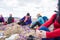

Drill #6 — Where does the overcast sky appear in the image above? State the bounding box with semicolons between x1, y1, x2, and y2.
0;0;58;18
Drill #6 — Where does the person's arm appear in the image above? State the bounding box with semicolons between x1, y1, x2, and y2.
29;16;32;22
40;17;44;24
36;14;56;30
36;29;60;38
46;28;60;38
24;16;28;22
38;14;56;28
12;18;14;22
42;14;56;27
37;17;44;24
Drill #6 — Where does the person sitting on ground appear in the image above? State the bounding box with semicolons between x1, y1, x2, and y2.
7;14;14;24
36;1;60;40
0;14;5;25
42;16;48;23
18;13;32;26
30;13;45;29
0;14;4;23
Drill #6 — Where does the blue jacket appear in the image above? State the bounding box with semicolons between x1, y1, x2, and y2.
37;17;44;24
32;16;44;25
21;16;32;25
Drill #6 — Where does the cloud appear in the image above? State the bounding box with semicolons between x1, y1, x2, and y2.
0;0;58;18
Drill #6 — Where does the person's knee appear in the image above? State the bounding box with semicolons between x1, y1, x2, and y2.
39;26;50;31
42;38;47;40
42;38;54;40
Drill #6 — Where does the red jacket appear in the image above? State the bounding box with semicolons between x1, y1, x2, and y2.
46;28;60;38
36;13;60;38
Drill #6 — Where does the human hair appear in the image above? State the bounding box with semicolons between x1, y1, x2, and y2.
27;13;30;16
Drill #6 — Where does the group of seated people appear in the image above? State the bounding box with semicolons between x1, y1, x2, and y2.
18;13;32;26
17;13;48;29
0;13;48;28
2;12;60;40
35;2;60;40
36;11;60;40
0;14;14;25
16;12;60;40
30;13;48;29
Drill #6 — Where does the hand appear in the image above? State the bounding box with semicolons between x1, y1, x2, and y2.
24;20;26;22
36;30;46;38
36;30;42;38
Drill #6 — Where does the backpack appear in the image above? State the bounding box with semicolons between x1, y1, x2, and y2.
42;16;48;22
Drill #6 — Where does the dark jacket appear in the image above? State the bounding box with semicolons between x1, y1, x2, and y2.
0;17;4;22
7;17;14;24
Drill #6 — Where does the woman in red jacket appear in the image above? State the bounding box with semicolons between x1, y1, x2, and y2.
36;12;60;40
36;0;60;39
